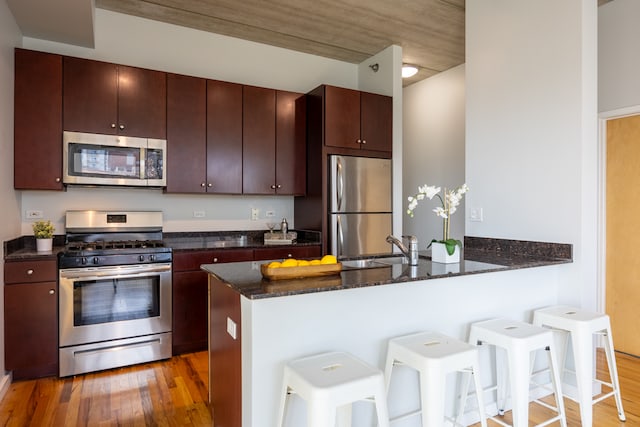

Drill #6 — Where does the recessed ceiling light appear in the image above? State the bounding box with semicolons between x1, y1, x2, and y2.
402;64;418;78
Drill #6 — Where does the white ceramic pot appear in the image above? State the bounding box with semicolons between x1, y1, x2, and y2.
431;241;460;264
36;238;53;252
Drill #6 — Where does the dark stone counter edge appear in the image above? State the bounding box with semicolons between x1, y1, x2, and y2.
3;229;322;260
204;236;573;300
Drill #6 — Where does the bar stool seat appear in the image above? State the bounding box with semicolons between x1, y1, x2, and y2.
467;318;567;427
383;331;487;426
533;305;625;427
276;351;390;427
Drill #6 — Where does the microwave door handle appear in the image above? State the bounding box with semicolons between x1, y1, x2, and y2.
140;147;147;180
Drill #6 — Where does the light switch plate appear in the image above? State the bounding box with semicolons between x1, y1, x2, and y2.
470;207;483;222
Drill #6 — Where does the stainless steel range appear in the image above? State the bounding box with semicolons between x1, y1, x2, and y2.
58;211;172;377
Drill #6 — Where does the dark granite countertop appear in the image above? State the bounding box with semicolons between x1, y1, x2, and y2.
3;230;321;261
202;237;573;300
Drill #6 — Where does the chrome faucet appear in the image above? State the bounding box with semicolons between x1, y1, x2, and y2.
386;235;419;266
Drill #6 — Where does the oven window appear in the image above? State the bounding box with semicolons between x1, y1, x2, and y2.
73;276;160;326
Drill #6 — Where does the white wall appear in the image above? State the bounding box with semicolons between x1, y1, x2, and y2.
403;64;465;247
0;0;23;391
466;0;597;308
598;0;640;113
20;8;361;234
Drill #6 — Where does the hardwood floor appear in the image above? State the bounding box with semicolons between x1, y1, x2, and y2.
0;351;211;426
470;349;640;426
0;349;637;426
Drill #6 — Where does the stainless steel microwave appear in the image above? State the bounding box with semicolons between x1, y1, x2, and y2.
63;131;167;187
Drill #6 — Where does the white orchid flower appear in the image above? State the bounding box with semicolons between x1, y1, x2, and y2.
433;207;448;219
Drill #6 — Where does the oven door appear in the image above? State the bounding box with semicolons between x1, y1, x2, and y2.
59;263;172;347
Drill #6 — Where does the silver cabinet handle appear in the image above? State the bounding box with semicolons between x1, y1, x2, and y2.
119;124;125;130
26;269;34;275
207;183;213;188
276;184;282;189
361;139;366;144
201;182;206;187
55;177;61;183
111;123;116;128
270;184;276;189
213;257;218;263
49;289;55;295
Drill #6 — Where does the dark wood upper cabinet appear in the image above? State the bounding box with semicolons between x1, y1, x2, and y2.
324;85;392;153
14;49;64;190
242;88;306;195
275;91;306;195
360;91;393;152
207;80;243;194
63;57;166;139
243;86;276;194
166;73;207;193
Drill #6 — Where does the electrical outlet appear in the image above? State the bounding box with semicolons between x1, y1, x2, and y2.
226;317;237;340
265;210;275;217
251;208;259;221
26;210;43;219
193;210;205;218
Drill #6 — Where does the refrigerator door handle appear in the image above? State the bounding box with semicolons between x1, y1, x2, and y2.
336;216;344;256
336;157;344;212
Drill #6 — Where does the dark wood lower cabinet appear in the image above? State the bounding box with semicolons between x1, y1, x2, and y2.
4;281;58;380
172;249;254;355
172;270;209;355
254;245;321;261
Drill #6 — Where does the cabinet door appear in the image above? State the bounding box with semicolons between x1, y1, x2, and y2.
172;271;208;354
361;92;393;153
166;74;207;193
243;86;276;194
254;245;321;261
5;282;58;379
117;65;167;139
275;91;306;195
173;249;254;272
14;49;64;190
207;80;243;194
324;85;360;150
63;57;118;135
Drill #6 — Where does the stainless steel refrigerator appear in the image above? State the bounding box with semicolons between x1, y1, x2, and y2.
329;155;393;257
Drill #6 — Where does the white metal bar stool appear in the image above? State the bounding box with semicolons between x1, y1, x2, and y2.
276;351;390;427
467;318;567;427
383;331;487;426
532;305;625;427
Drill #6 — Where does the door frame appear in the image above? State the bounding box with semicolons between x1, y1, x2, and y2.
597;105;640;314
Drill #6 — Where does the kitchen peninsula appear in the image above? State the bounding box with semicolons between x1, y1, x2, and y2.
203;237;572;427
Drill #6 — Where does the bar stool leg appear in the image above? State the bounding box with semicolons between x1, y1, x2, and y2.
545;346;568;427
308;401;336;427
495;346;510;414
335;404;352;427
373;385;391;427
419;370;446;426
572;331;594;427
472;359;489;427
603;330;626;421
507;347;530;427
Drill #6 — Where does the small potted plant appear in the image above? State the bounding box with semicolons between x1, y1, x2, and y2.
33;220;55;252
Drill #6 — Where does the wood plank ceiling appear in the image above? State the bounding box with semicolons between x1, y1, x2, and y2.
96;0;466;86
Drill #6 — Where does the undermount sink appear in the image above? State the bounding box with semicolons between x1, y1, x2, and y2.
341;255;408;269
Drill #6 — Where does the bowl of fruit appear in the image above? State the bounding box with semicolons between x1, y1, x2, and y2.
260;255;341;280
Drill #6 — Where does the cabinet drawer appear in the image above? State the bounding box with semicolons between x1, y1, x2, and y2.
5;259;57;284
254;246;321;261
173;249;254;271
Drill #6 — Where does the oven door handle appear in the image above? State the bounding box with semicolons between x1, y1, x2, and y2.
59;263;171;280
